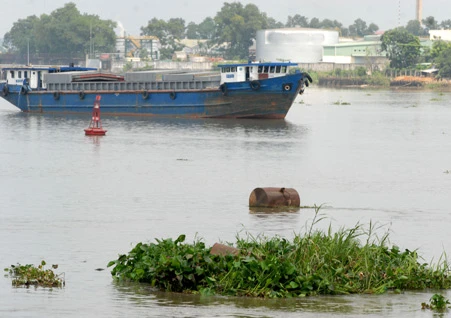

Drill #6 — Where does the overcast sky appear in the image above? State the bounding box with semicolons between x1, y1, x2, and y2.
1;0;450;38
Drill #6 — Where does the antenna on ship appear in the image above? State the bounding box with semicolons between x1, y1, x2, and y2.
84;95;107;136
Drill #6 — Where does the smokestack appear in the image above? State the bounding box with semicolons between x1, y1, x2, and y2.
416;0;423;23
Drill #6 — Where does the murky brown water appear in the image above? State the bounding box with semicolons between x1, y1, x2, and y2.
1;87;450;317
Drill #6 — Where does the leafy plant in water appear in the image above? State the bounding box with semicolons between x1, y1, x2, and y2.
333;100;351;105
4;260;64;288
108;207;451;298
107;234;230;293
422;293;450;312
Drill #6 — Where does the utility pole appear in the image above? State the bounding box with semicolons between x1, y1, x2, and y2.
90;22;92;58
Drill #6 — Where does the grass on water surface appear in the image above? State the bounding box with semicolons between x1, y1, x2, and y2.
4;260;64;288
108;207;451;298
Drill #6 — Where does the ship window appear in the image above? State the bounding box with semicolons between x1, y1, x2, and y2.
270;66;276;73
281;66;287;73
231;67;236;72
263;66;269;73
276;66;281;73
258;66;263;73
10;71;15;79
18;71;22;78
24;71;28;79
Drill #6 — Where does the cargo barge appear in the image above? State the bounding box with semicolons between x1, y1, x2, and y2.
0;62;312;119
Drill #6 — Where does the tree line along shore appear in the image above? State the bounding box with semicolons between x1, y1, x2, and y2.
306;68;451;89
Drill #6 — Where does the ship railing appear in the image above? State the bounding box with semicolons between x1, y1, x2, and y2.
47;80;221;92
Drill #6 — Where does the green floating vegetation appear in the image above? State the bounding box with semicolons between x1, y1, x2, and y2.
108;209;451;298
4;260;64;288
422;293;450;312
333;100;351;105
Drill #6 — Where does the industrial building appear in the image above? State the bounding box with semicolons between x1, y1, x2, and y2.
429;30;451;41
255;28;339;63
116;36;160;61
322;35;386;65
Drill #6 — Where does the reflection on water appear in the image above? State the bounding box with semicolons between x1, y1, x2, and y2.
1;88;451;317
110;280;433;317
248;207;301;214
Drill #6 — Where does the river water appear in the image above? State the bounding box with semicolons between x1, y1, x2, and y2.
0;87;450;317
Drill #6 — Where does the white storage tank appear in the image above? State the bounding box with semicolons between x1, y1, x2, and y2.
256;28;339;63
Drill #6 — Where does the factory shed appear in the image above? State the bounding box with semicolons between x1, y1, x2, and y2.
256;28;339;63
429;30;451;42
323;35;387;65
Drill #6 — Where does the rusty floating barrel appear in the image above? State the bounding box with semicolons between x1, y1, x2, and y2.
249;187;300;208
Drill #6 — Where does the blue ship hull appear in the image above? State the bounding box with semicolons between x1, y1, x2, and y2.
0;67;309;119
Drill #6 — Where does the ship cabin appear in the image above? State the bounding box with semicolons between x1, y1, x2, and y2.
218;62;298;84
0;65;96;91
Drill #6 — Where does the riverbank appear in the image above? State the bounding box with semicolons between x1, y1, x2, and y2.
315;74;451;90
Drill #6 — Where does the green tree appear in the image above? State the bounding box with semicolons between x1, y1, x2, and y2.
341;27;350;37
348;19;378;37
423;16;439;30
266;17;284;29
141;18;167;43
367;23;379;34
186;22;199;39
431;40;451;60
319;19;337;29
198;17;216;40
309;17;320;28
353;19;367;36
406;20;424;36
141;18;186;43
436;46;451;78
3;2;116;57
418;45;432;63
441;19;451;29
381;27;421;68
141;17;186;59
166;18;186;40
286;14;309;27
3;15;39;54
213;2;269;59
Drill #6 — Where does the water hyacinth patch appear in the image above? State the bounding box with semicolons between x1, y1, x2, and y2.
107;234;230;293
422;293;450;312
4;260;64;288
108;211;451;298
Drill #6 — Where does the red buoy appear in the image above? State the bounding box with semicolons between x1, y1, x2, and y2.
84;95;107;136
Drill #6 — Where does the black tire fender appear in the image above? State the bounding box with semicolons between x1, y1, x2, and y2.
304;72;313;83
169;91;176;100
79;91;86;100
1;85;8;97
53;91;60;100
220;83;228;96
250;80;261;90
